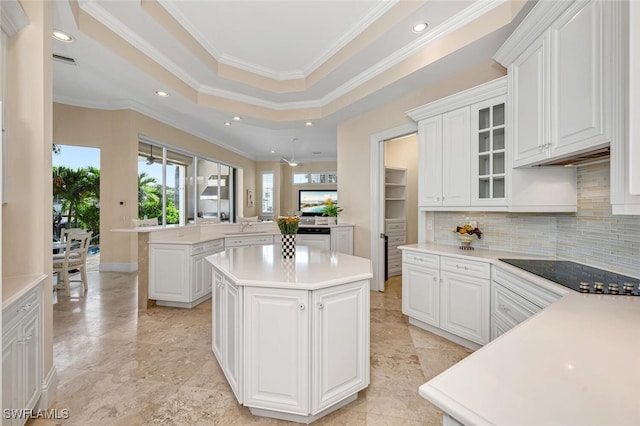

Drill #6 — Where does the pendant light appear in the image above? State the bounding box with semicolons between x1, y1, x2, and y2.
146;144;155;165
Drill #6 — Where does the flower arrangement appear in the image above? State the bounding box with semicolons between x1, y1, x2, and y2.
321;198;343;217
276;216;300;235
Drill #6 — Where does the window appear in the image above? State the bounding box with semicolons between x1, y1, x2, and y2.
293;171;337;184
138;139;236;225
261;172;274;215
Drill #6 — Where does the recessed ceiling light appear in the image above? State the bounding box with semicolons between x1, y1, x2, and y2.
155;91;169;97
312;151;322;155
224;122;232;126
233;116;242;121
271;150;276;154
412;23;428;33
305;122;313;126
52;30;74;43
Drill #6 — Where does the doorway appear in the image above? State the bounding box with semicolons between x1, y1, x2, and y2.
369;123;417;292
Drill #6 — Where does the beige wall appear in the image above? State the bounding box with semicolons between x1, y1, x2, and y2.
385;134;418;245
2;0;54;394
338;59;505;259
53;104;258;267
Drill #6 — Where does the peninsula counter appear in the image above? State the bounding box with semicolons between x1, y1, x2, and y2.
206;245;372;424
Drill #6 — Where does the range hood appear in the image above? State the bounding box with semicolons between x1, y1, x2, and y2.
200;176;229;200
535;146;610;167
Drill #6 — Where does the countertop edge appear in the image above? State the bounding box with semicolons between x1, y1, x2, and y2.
3;273;47;309
419;383;492;426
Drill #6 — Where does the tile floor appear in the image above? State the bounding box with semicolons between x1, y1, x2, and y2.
34;271;472;425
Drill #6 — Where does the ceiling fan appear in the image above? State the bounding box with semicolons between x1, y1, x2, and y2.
281;138;301;167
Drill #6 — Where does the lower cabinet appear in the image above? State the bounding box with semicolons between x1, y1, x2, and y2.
401;250;490;347
490;265;563;339
2;282;43;426
330;227;354;255
150;239;224;307
212;273;369;420
297;234;331;251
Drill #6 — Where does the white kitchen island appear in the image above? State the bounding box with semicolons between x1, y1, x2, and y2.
206;244;372;424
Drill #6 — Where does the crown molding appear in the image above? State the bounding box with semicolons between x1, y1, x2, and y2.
78;0;201;90
493;0;576;66
406;76;507;121
1;0;29;37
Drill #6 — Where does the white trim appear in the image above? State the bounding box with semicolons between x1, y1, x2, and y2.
0;0;29;37
99;262;138;272
493;0;574;66
37;366;58;410
406;77;507;121
369;123;417;293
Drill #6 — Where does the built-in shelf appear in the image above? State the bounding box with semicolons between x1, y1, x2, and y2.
385;167;407;278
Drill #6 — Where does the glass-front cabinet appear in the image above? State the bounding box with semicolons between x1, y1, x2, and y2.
471;96;506;206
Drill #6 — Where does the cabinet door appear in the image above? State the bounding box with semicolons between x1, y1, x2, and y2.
441;107;471;206
440;271;490;345
243;287;309;415
418;116;443;206
212;271;224;363
491;318;511;341
402;263;440;327
224;278;242;402
149;244;190;302
471;96;507;206
330;227;353;255
2;326;19;426
511;37;549;167
550;0;607;156
311;281;369;414
298;234;331;251
19;310;42;411
191;254;206;300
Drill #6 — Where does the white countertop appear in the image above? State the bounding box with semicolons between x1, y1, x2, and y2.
206;245;372;290
406;243;640;425
420;293;640;426
398;242;555;263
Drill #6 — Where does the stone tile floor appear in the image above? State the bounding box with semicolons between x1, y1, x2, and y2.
32;272;472;425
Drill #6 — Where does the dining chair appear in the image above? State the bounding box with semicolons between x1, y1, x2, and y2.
60;227;84;242
52;231;92;296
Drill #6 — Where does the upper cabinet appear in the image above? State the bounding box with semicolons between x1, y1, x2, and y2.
408;77;576;213
495;0;612;168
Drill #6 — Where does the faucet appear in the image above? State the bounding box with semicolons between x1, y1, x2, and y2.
240;220;253;233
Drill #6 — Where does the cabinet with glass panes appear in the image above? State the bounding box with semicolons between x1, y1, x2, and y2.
471;95;506;206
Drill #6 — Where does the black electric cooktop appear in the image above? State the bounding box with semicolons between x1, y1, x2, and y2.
498;259;640;296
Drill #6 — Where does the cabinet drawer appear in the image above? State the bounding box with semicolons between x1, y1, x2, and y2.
491;283;541;329
192;243;205;255
3;285;40;329
493;266;564;308
388;235;406;246
440;256;490;279
402;251;439;269
385;221;406;232
225;235;274;247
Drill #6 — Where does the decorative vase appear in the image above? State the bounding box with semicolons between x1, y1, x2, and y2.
281;234;296;258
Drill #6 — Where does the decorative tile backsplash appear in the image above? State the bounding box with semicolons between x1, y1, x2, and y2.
433;162;640;277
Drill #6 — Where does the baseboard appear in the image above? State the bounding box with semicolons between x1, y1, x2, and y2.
408;317;482;351
37;366;58;410
99;262;138;272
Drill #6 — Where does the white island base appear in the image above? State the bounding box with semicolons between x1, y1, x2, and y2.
207;245;373;424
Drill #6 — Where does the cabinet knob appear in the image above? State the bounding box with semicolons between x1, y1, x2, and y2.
436;197;440;201
19;334;33;343
299;303;306;310
17;303;32;313
498;304;510;312
433;276;437;282
318;302;324;310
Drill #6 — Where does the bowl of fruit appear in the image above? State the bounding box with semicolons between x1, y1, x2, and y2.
453;224;482;250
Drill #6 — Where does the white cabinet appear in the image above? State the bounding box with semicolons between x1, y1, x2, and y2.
408;77;576;213
385;219;406;277
330;227;353;255
212;271;243;401
471;96;507;206
211;257;370;422
224;234;274;248
496;0;612;168
490;265;564;339
417;108;470;207
2;282;43;426
149;239;224;308
243;287;310;414
401;250;490;347
297;234;331;251
402;251;439;327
